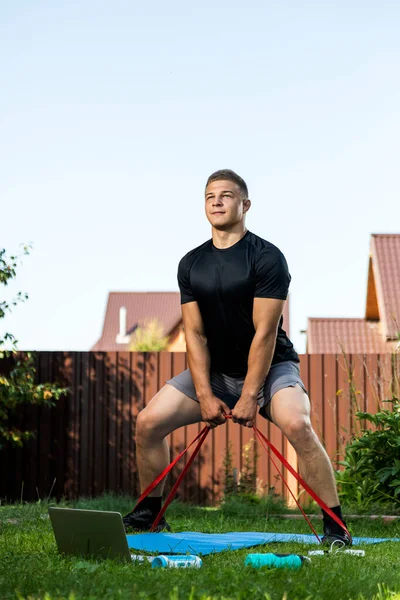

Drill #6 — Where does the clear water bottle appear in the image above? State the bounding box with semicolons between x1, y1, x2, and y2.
151;555;202;569
309;549;365;557
245;553;310;569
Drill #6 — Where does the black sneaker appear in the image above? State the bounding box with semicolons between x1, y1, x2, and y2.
122;508;171;533
321;521;352;548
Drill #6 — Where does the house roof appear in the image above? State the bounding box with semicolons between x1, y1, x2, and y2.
368;234;400;339
306;318;394;354
307;234;400;354
91;292;181;351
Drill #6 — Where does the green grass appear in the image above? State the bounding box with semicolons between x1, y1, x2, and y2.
1;494;400;600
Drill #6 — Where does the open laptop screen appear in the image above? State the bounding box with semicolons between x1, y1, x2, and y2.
49;507;132;562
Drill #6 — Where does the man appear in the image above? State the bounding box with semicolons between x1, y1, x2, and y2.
123;169;351;546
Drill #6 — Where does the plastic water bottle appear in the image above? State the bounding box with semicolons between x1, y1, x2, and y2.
151;555;202;568
245;553;310;569
308;549;365;557
343;549;365;557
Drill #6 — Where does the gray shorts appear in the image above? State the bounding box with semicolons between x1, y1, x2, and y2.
166;360;308;422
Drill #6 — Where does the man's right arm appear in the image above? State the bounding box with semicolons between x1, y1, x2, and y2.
181;301;212;401
181;302;230;427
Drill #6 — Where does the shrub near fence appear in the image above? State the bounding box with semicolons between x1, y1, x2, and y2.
0;352;399;505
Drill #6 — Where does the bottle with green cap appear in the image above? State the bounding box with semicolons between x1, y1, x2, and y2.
152;554;202;568
245;553;311;569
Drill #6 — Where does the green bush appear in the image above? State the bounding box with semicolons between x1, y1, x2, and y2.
222;439;259;499
336;398;400;508
0;246;68;448
0;352;68;448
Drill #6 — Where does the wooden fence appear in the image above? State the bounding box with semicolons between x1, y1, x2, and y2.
0;352;399;505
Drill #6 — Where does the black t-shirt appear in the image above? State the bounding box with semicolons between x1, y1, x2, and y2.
177;230;299;377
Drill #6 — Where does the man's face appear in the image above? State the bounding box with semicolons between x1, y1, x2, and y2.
204;179;249;229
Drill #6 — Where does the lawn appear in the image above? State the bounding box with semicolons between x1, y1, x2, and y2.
1;495;400;600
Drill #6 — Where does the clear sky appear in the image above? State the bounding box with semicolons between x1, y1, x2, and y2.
1;1;399;355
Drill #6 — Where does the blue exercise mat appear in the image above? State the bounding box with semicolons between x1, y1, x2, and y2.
126;531;400;556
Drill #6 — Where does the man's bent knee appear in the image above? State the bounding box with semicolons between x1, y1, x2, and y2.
136;406;165;441
135;384;202;443
281;417;316;448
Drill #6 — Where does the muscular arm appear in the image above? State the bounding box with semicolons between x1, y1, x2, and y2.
181;301;213;401
232;297;285;426
181;302;231;427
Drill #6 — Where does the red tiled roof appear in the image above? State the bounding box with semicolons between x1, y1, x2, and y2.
371;234;400;339
307;234;400;354
306;318;396;354
92;292;181;351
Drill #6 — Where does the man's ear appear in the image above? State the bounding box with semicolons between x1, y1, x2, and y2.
243;198;251;214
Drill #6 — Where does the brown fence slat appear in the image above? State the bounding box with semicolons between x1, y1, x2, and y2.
309;354;324;442
115;353;124;492
351;354;366;437
336;354;352;463
38;352;53;499
88;353;95;495
106;352;117;491
159;352;173;391
119;352;131;495
130;352;144;498
144;352;159;406
379;353;394;406
50;352;65;499
79;353;90;496
323;355;339;463
65;352;77;498
93;352;105;494
364;354;380;430
12;397;24;502
0;356;13;499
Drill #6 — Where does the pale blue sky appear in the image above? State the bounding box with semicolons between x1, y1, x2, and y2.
1;1;399;354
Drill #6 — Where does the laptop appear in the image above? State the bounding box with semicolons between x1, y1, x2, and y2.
48;507;154;563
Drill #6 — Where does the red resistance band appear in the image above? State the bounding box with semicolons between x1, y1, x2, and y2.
131;418;351;542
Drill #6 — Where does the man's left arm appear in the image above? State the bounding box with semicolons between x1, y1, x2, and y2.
231;297;285;427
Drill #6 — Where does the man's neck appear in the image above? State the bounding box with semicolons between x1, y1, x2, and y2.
212;227;248;250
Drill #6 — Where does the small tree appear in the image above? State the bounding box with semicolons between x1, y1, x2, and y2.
0;246;68;449
222;438;259;499
223;441;237;496
129;317;169;351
